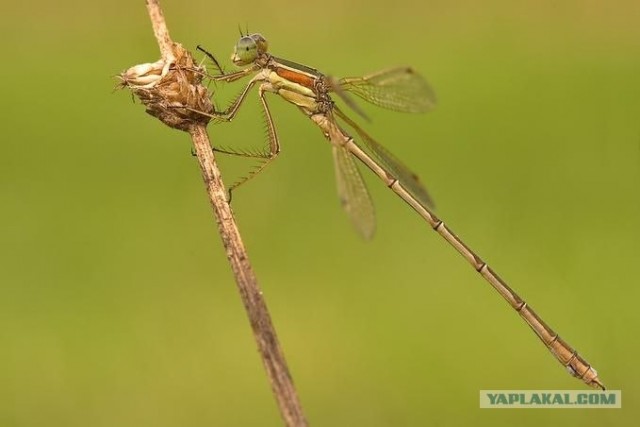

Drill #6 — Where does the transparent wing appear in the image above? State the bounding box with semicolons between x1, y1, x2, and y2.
329;80;371;122
337;67;437;113
332;145;376;239
334;106;435;210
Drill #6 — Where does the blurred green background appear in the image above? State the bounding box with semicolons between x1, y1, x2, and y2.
1;0;638;426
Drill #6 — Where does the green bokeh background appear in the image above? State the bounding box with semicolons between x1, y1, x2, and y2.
1;1;638;426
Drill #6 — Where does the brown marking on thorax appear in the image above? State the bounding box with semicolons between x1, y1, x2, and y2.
274;67;316;90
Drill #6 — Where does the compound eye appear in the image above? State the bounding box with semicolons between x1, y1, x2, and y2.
233;37;257;65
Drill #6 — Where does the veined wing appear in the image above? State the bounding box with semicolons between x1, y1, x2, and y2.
337;67;437;113
332;145;376;239
334;106;435;210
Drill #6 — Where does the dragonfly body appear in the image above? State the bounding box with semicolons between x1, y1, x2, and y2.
259;66;318;109
232;53;333;115
200;33;604;389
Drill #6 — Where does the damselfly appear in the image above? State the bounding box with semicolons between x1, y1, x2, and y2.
195;33;604;389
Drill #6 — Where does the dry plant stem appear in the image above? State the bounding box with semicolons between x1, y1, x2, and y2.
146;0;173;62
143;1;308;426
190;126;308;427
